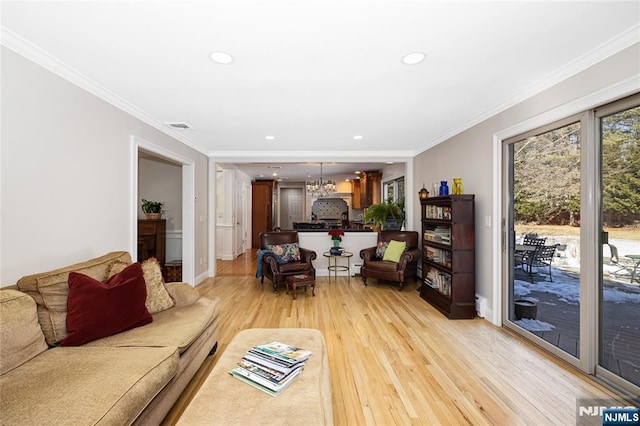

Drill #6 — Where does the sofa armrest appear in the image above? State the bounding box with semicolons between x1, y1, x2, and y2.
360;247;377;261
165;282;200;307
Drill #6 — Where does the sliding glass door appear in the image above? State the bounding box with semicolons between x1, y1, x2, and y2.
505;116;583;361
597;97;640;390
503;93;640;397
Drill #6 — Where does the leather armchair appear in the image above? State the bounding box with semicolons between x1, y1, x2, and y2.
360;230;420;290
259;231;317;293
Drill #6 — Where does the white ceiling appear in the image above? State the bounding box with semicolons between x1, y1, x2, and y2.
2;1;639;181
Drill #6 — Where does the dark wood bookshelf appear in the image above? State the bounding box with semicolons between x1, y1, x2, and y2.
420;195;476;319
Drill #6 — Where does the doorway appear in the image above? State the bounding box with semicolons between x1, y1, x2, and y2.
132;136;195;285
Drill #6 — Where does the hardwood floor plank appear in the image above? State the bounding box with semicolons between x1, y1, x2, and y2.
164;250;625;425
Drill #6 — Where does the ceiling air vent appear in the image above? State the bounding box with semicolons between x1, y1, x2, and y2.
164;122;194;130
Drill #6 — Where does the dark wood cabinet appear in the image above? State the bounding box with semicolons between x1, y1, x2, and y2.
138;219;166;268
351;179;362;209
360;171;382;208
251;180;276;247
420;195;476;319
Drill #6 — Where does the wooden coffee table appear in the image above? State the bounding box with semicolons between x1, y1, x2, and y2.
286;274;315;299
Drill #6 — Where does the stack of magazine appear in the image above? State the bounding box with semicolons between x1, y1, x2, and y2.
229;341;312;396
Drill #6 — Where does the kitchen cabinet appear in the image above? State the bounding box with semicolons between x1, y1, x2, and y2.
251;180;276;247
351;179;362;209
359;171;382;208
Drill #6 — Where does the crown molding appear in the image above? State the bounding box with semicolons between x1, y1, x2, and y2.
208;151;414;163
1;26;208;156
414;24;640;156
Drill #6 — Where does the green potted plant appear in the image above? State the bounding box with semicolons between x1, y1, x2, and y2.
363;201;404;231
141;199;164;220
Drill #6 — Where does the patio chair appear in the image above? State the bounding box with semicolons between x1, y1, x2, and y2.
515;235;547;272
607;244;635;279
522;244;558;283
523;235;547;246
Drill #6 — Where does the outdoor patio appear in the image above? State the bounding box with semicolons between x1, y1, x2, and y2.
513;250;640;387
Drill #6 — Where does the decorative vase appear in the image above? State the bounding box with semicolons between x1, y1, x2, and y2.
439;181;449;196
332;239;340;248
452;178;463;195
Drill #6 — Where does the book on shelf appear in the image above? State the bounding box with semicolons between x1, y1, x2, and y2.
423;205;452;220
423;226;451;245
424;246;452;268
229;341;312;396
424;269;452;296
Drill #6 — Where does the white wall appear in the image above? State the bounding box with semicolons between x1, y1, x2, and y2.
139;156;182;229
0;47;210;286
412;43;640;322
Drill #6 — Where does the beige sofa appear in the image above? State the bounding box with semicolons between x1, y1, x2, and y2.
0;251;220;426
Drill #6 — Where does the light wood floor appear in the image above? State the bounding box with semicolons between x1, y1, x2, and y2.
164;250;624;425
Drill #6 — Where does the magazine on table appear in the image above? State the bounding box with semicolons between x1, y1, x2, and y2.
252;341;312;363
247;348;306;368
237;359;291;383
243;352;306;375
229;341;312;396
229;366;303;396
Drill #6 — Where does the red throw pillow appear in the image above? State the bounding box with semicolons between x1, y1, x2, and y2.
61;262;152;346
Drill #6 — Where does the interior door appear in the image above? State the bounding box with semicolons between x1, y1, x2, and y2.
281;188;304;230
235;180;246;256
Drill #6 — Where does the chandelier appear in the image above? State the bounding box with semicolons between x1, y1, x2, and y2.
306;163;336;198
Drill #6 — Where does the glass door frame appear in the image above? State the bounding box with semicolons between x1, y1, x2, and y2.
496;88;640;397
593;93;640;396
501;112;592;372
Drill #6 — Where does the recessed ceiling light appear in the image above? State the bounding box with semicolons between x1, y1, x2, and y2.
265;135;276;140
402;51;426;65
210;51;233;64
354;171;360;175
353;135;364;140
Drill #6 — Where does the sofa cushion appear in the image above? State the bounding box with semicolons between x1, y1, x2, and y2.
107;258;175;314
0;290;48;375
267;243;301;263
382;240;407;263
83;296;219;354
375;241;389;259
363;259;400;272
16;251;132;346
0;346;178;426
61;262;152;346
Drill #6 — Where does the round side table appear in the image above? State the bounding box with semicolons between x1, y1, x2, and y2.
323;251;353;282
